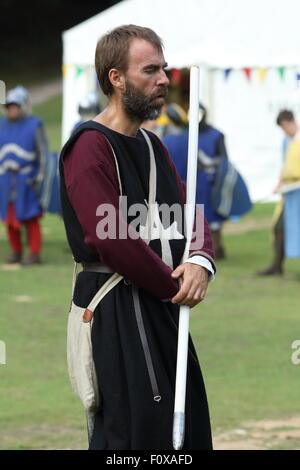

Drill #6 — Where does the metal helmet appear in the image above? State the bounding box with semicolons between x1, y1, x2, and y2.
78;91;100;118
198;102;207;125
6;86;29;109
166;103;188;127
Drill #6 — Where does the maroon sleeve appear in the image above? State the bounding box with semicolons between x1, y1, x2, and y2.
63;130;179;299
155;137;215;268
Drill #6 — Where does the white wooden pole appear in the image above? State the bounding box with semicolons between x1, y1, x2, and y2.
173;66;200;450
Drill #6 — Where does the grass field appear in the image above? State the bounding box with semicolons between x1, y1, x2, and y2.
1;94;300;449
33;94;62;152
0;203;300;450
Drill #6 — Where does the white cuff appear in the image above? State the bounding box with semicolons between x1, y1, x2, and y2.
185;255;215;282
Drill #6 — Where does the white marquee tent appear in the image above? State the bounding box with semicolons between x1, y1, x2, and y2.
62;0;300;200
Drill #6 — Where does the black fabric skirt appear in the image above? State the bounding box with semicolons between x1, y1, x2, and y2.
73;271;212;450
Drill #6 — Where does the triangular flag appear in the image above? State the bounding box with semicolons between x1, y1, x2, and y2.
62;64;71;77
243;68;251;82
75;66;84;78
171;68;181;85
257;68;267;84
278;67;285;81
224;68;232;81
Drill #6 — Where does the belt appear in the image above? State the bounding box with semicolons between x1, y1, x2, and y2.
81;262;113;273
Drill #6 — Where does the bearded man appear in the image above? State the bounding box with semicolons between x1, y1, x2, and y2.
60;25;215;450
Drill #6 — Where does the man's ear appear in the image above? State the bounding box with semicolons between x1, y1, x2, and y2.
108;69;125;92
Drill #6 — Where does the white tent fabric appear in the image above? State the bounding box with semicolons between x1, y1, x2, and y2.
63;0;300;69
62;0;300;200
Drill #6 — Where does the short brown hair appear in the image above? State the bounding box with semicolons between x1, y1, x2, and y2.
95;24;163;96
276;109;295;126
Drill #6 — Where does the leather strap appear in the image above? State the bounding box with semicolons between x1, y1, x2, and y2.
132;286;161;402
81;263;113;273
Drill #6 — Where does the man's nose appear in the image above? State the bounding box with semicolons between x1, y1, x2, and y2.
157;69;169;87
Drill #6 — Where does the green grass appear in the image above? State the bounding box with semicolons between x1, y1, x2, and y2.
270;440;300;451
32;94;62;152
192;205;300;433
0;204;300;449
1;94;299;449
0;215;87;449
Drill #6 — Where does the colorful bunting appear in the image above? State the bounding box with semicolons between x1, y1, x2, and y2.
219;66;297;86
62;64;86;79
75;66;85;78
62;64;72;77
278;67;285;81
243;68;251;82
257;68;267;84
171;68;181;85
224;68;232;80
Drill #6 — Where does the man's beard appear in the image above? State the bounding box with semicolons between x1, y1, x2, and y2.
122;79;167;122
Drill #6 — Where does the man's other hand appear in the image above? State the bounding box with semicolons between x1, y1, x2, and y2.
171;263;209;308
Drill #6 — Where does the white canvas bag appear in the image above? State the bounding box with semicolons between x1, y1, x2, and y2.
67;268;123;411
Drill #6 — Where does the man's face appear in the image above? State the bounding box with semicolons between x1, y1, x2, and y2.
279;119;298;138
122;38;169;121
6;103;22;121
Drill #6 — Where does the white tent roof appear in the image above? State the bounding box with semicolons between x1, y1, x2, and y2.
63;0;300;69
